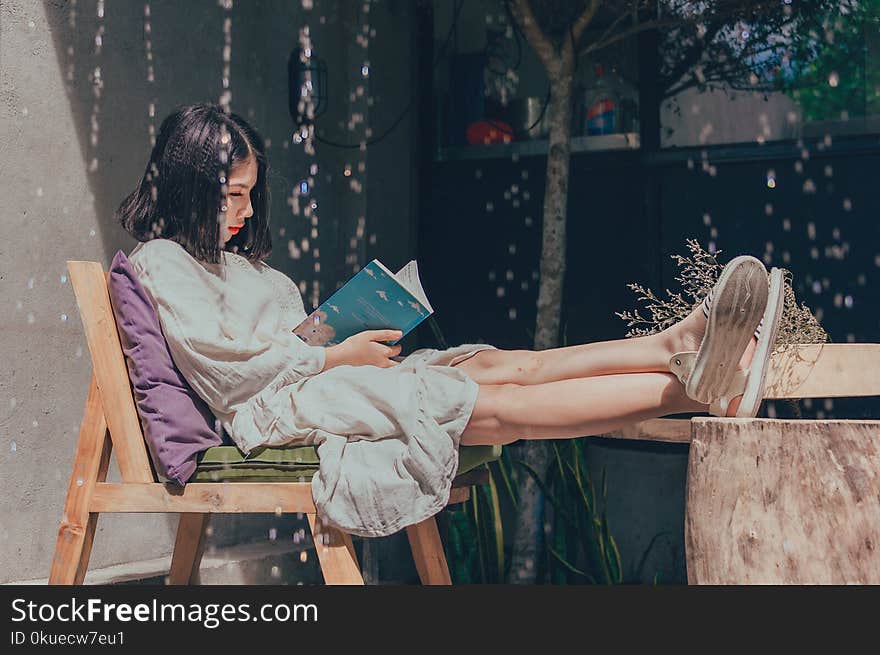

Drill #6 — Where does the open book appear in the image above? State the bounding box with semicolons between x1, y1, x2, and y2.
293;259;434;347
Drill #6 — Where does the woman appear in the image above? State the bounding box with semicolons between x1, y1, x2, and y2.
117;103;784;537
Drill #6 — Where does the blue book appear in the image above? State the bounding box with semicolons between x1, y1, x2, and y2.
293;259;434;347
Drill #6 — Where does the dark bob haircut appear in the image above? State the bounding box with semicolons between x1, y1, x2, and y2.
116;102;272;264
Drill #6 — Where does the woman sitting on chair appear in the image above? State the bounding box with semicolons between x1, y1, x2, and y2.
117;103;784;538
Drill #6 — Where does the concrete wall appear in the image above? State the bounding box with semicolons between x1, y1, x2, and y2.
0;0;416;583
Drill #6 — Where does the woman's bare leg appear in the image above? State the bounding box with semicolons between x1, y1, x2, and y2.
454;305;757;386
460;372;709;446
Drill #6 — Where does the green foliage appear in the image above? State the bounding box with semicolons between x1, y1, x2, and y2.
443;439;636;584
521;439;623;584
781;0;880;121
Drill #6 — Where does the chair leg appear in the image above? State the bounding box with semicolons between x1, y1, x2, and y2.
50;374;111;585
307;514;364;585
72;514;101;585
406;516;452;585
168;513;210;585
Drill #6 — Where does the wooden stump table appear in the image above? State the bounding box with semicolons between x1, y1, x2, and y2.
685;417;880;584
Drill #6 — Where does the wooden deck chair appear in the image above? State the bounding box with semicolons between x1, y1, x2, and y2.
50;260;500;586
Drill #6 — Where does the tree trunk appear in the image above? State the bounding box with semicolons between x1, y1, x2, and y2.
686;418;880;584
506;63;575;584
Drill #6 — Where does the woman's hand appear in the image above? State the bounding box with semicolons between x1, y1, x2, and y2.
322;330;403;371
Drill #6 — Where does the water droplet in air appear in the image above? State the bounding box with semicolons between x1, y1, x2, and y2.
10;441;16;453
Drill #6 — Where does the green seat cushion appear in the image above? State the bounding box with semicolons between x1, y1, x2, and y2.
191;443;502;483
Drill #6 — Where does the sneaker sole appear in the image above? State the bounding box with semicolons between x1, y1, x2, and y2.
735;267;785;417
685;255;769;405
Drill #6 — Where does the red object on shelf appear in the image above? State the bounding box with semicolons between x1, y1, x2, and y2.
466;120;515;145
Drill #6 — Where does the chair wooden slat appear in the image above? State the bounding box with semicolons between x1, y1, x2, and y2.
406;518;453;584
89;482;317;513
307;514;365;585
168;514;210;585
49;374;112;584
67;261;152;482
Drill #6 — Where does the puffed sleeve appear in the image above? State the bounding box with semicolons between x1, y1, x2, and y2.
131;241;326;413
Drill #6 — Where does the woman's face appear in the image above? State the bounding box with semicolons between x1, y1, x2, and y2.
221;155;257;244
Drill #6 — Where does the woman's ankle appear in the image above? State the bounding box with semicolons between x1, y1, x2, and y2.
661;310;704;359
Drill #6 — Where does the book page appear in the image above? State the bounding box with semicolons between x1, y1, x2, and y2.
395;260;433;313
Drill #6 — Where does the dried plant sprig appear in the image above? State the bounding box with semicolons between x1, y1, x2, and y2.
615;239;829;346
775;268;830;346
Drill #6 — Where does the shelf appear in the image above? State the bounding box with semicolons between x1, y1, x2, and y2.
434;132;640;162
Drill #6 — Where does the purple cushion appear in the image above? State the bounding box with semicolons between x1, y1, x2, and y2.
107;249;225;485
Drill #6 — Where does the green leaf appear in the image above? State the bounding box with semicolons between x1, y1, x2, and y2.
548;544;596;584
497;450;519;509
487;470;505;582
634;531;672;583
471;489;489;583
516;459;576;526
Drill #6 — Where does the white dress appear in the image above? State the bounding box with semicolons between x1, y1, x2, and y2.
128;238;496;537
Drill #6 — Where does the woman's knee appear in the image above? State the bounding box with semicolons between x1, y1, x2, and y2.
465;382;528;443
511;349;544;382
463;349;544;385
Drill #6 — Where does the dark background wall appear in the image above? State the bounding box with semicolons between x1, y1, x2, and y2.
417;140;880;583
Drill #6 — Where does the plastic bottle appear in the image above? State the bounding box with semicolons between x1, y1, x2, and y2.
607;65;639;134
584;64;618;135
